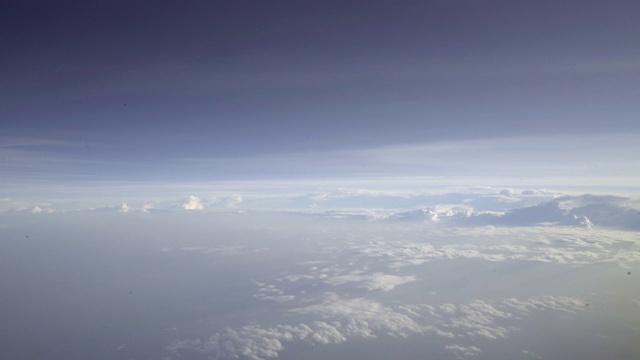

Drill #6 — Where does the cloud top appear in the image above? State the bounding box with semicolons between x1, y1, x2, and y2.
166;294;585;360
181;195;203;210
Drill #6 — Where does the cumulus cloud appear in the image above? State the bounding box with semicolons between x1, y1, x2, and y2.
350;240;508;267
324;272;417;291
165;295;585;360
189;194;244;209
300;193;640;231
423;296;584;346
289;292;424;337
432;300;514;341
30;206;54;214
347;225;640;267
91;202;132;213
276;260;417;290
463;195;640;230
500;296;585;314
166;321;369;360
181;235;589;360
166;293;424;360
181;195;204;210
569;202;640;230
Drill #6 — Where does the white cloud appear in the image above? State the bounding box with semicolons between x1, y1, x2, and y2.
141;203;154;212
445;344;482;358
90;202;133;213
343;224;640;267
388;208;441;221
30;206;54;214
181;195;203;210
293;193;640;232
500;296;584;314
440;303;457;315
165;294;585;360
166;294;424;359
440;300;513;340
254;283;295;303
289;293;424;337
324;272;417;291
166;321;370;360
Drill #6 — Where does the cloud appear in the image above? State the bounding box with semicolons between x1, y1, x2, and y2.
165;295;585;360
445;344;482;358
426;296;584;347
342;223;640;267
497;201;567;226
183;194;244;209
91;202;132;213
289;293;424;337
276;259;418;290
387;208;441;221
483;195;640;230
30;206;54;214
254;283;295;303
437;300;513;341
226;194;243;207
500;296;585;314
166;293;424;360
569;202;640;230
166;321;365;360
307;193;640;232
181;195;203;210
350;240;508;267
324;272;417;291
191;238;588;360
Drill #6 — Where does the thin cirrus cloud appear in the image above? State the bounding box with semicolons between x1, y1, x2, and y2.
2;133;639;186
165;133;640;182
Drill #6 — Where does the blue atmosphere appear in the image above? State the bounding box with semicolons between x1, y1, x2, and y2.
3;0;640;188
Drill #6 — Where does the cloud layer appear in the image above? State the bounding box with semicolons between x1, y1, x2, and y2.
166;294;585;360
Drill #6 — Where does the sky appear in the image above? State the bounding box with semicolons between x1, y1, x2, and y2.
2;0;640;199
2;3;640;359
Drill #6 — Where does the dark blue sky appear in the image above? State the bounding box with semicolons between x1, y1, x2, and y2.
2;0;640;182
